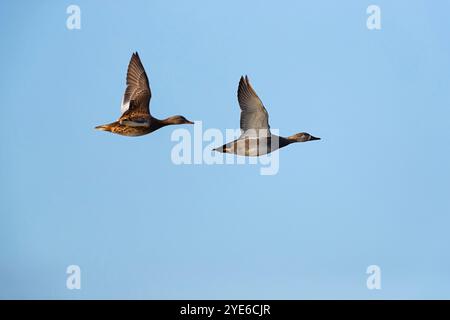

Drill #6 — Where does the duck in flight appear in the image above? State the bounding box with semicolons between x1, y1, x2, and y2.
214;76;320;156
95;52;193;136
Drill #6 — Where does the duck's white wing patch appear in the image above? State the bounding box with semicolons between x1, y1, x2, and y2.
120;96;131;114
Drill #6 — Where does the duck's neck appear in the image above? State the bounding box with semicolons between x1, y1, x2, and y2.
151;117;177;132
280;136;296;148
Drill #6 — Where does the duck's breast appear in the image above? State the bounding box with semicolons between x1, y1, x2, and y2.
232;137;276;156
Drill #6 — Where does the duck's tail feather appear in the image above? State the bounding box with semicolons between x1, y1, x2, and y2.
95;124;112;132
212;145;226;153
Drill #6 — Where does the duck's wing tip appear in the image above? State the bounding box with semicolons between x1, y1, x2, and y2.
121;54;151;116
237;76;270;132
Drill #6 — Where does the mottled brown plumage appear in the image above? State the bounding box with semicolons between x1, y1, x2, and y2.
95;52;193;136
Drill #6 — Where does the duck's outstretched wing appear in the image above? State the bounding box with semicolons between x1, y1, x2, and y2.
119;52;152;125
237;76;270;137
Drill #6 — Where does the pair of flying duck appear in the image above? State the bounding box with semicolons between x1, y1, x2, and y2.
96;53;320;156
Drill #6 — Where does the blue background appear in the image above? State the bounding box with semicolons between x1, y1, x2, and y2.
1;0;449;299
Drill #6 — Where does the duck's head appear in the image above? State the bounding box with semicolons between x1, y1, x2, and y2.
288;132;321;143
166;115;194;125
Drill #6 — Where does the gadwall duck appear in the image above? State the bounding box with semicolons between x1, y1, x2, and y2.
214;76;320;156
95;52;193;136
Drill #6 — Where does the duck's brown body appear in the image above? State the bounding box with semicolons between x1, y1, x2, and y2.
95;121;154;136
96;116;192;137
96;52;193;137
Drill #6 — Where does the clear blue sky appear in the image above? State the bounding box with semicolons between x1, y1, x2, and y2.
1;0;449;299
